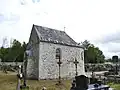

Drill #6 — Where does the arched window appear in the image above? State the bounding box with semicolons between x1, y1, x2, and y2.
56;48;61;59
81;51;84;60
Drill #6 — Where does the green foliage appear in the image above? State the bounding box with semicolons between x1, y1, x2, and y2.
106;57;120;63
81;40;105;63
105;58;112;62
0;47;9;62
0;39;27;62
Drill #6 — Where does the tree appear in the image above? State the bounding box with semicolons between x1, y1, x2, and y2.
81;40;105;63
0;38;9;62
94;47;105;63
10;40;27;62
81;40;90;50
0;39;27;62
105;58;112;62
81;40;90;63
0;47;9;62
17;42;27;62
22;42;27;52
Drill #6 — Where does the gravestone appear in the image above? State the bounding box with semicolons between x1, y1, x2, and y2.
75;75;89;90
70;75;111;90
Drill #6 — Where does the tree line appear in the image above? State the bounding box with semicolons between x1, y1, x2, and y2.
0;39;27;62
81;40;105;63
0;39;106;63
106;55;120;63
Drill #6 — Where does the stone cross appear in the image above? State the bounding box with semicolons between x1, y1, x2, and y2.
74;58;79;76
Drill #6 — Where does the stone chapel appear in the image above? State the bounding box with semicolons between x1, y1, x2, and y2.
26;24;85;80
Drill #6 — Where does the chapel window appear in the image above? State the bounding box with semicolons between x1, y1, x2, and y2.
56;48;61;59
81;51;84;60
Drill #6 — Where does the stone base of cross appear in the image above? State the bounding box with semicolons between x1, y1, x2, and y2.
55;80;64;86
20;85;29;90
57;61;62;84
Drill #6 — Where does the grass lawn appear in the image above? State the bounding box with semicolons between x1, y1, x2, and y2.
1;72;120;90
0;72;71;90
108;83;120;90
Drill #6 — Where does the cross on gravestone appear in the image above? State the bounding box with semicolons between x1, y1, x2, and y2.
73;58;79;76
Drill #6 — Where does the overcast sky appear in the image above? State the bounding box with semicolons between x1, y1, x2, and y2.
0;0;120;58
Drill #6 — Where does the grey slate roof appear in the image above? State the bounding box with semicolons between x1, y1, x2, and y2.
33;24;82;48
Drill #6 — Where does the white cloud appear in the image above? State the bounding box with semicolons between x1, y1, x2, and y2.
94;31;120;44
1;0;120;58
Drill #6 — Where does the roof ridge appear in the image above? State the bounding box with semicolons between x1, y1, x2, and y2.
34;24;65;32
32;24;82;48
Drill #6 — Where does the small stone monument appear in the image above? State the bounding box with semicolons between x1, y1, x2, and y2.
0;58;1;63
90;72;98;84
70;75;89;90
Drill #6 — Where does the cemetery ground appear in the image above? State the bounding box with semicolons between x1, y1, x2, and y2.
0;72;120;90
0;71;71;90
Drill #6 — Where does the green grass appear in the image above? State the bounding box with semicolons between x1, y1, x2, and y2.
108;83;120;90
1;72;120;90
0;72;71;90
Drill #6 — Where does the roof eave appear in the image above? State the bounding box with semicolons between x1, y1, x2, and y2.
40;40;84;48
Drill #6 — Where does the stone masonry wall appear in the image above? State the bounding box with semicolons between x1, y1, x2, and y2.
27;44;39;79
39;42;85;80
27;28;39;79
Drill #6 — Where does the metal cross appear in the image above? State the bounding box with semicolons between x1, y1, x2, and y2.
73;58;79;76
57;59;62;84
64;26;66;32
